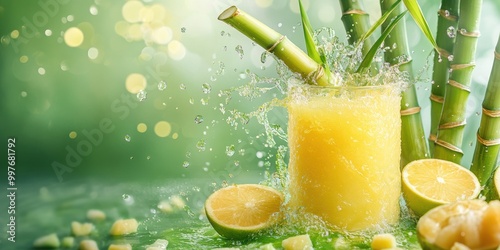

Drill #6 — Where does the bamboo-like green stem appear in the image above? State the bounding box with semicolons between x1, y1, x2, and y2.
429;0;459;153
338;0;375;56
433;0;483;163
218;6;330;86
380;0;429;167
470;35;500;186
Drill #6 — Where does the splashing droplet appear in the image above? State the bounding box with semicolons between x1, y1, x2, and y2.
194;115;204;124
137;90;147;101
447;26;456;38
235;45;244;59
196;139;206;151
122;194;134;205
158;81;167;91
182;161;190;168
226;145;235;157
124;134;131;142
179;83;186;90
202;82;211;94
260;51;268;64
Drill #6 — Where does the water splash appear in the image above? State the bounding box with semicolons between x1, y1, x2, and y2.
447;26;456;38
158;81;167;91
137;90;147;101
194;115;204;124
235;45;244;59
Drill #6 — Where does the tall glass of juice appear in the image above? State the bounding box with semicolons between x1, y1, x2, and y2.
287;81;402;231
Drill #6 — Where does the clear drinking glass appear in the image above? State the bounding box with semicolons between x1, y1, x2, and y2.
287;82;402;231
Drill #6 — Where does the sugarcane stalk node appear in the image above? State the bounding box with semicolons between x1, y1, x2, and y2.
401;107;421;116
429;93;444;104
482;107;500;118
435;139;464;154
458;29;481;38
266;35;285;53
477;133;500;147
439;120;467;130
438;9;458;21
448;79;471;92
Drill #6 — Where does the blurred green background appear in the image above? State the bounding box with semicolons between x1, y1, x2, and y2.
0;0;499;186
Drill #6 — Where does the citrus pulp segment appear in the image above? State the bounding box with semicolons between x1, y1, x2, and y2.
417;200;500;250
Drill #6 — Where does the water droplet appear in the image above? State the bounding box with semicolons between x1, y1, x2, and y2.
447;55;454;61
235;45;244;59
260;51;268;63
21;91;27;97
179;83;186;90
225;145;235;157
158;81;167;90
181;27;186;33
447;26;456;38
444;10;450;16
189;98;194;104
122;194;134;205
196;139;206;151
146;156;151;160
277;22;282;28
392;43;397;49
182;161;190;168
137;90;147;101
194;115;204;124
202;82;211;94
201;98;209;105
220;31;225;36
124;134;131;142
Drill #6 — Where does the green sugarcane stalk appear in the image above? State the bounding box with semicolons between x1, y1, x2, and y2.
218;6;331;86
433;0;483;163
338;0;375;56
429;0;459;153
470;35;500;186
380;0;430;167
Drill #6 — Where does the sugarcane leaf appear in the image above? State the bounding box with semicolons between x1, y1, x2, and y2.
298;0;322;64
402;0;439;52
356;11;407;73
358;0;402;45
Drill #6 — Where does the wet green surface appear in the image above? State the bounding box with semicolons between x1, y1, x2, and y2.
5;177;422;250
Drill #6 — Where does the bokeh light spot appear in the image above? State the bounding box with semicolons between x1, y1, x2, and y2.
152;26;172;45
69;131;77;139
122;0;144;23
137;123;147;133
64;27;84;47
167;40;186;61
256;0;273;8
125;73;147;94
154;121;171;138
90;5;98;15
172;133;179;140
45;29;52;36
10;30;19;39
88;47;99;60
20;91;27;97
19;56;28;63
38;67;46;75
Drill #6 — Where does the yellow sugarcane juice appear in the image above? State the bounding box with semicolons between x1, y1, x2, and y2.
287;82;402;231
